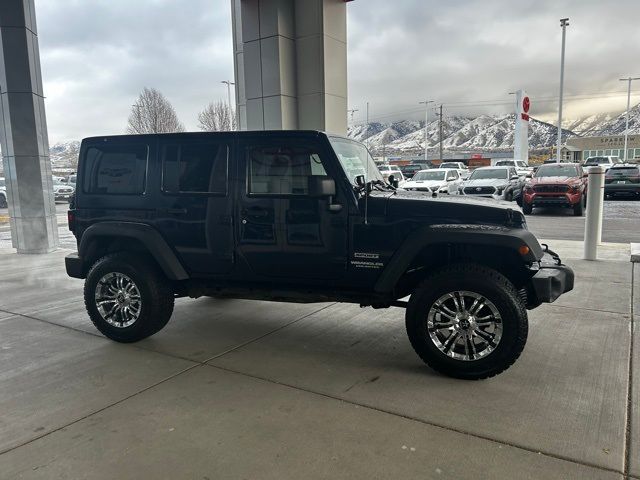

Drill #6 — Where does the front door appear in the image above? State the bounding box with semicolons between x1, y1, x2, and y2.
236;137;348;281
156;138;234;275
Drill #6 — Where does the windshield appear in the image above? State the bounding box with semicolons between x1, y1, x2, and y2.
412;171;445;181
469;168;508;180
607;167;639;177
329;137;384;184
495;161;514;167
535;165;579;177
440;163;460;169
584;157;611;165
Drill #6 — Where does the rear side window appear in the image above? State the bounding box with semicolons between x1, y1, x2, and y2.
162;142;228;194
82;144;148;195
608;167;639;176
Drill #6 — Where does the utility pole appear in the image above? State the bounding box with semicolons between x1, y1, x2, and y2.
557;18;569;163
438;104;444;162
419;100;434;162
348;108;359;125
619;76;640;161
221;80;235;129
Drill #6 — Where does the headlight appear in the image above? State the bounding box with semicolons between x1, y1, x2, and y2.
437;184;448;192
569;184;580;192
524;185;533;192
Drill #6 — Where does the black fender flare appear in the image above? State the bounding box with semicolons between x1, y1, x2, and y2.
374;225;543;294
79;222;189;280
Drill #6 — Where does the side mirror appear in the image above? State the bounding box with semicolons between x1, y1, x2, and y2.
387;174;399;188
510;175;519;181
355;174;366;187
308;176;336;197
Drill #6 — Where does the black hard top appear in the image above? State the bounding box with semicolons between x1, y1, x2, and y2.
81;130;352;143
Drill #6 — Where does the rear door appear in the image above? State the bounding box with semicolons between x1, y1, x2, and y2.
156;137;234;275
235;135;348;280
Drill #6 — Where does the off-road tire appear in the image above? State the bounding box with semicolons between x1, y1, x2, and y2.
504;190;513;202
522;202;533;214
573;198;584;216
406;263;528;380
84;253;174;343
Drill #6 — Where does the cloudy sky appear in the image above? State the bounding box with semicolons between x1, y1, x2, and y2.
36;0;640;144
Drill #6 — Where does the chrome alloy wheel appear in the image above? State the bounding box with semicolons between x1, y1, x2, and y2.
94;272;142;328
427;290;503;361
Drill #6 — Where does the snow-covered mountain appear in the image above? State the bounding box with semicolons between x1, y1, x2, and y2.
49;141;80;168
350;103;640;156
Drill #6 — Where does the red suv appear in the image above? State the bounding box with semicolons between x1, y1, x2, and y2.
522;163;587;216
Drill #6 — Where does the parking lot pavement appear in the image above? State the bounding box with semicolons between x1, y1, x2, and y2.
0;244;636;479
526;199;640;244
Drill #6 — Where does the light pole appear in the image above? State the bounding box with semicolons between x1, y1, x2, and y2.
556;18;569;163
419;100;434;162
619;76;640;161
221;80;236;129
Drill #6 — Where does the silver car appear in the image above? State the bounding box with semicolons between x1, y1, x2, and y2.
460;166;524;202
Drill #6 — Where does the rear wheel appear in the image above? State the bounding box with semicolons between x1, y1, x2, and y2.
573;198;584;216
406;264;528;380
84;253;174;342
522;202;533;214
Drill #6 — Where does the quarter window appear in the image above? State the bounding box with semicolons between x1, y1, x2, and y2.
162;143;228;194
82;144;148;195
248;145;328;195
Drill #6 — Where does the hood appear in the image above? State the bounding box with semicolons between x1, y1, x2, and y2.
403;179;447;189
462;178;509;188
527;176;579;185
376;189;524;227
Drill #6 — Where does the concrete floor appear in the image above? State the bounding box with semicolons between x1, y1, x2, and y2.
0;241;637;479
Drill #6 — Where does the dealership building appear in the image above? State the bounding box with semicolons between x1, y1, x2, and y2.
565;134;640;162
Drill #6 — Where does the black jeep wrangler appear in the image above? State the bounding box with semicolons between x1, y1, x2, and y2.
65;131;573;380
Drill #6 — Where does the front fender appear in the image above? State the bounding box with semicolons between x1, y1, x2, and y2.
374;224;543;294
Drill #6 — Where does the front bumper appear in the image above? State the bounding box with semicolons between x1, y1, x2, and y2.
523;192;581;207
527;246;574;306
604;183;640;195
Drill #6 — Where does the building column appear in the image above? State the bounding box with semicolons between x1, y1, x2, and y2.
231;0;348;135
0;0;58;253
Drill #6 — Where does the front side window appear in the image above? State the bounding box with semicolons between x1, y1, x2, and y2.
162;142;228;194
83;144;148;195
248;145;328;195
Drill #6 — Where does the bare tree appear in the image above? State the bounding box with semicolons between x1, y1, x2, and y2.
127;87;185;134
197;101;236;131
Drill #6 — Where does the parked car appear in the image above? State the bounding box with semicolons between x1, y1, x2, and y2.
604;164;640;199
439;161;471;179
53;178;75;202
521;163;586;216
582;156;621;172
377;165;405;184
399;163;428;179
460;166;524;202
0;177;7;208
493;159;532;177
402;168;462;194
65;131;574;380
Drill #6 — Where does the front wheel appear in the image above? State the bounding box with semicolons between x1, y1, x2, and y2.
522;202;533;214
406;264;528;380
573;198;584;216
84;253;175;342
